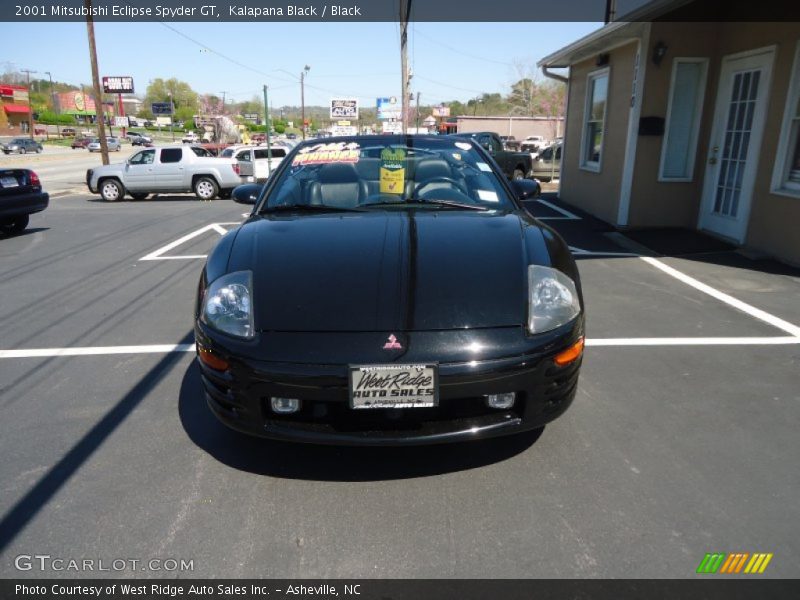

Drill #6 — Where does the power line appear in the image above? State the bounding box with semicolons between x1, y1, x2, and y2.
156;21;297;85
414;75;492;95
413;27;516;67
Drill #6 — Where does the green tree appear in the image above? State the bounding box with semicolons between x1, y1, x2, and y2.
236;95;264;117
144;78;199;116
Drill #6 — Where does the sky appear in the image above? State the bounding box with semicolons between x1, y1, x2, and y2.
2;21;601;108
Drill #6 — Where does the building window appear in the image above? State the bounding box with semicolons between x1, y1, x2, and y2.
581;69;609;171
659;58;708;181
772;42;800;196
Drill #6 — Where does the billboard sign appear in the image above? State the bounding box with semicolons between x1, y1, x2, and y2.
102;76;134;94
377;97;401;120
114;116;129;127
330;98;358;120
382;121;403;134
432;105;451;118
151;102;173;115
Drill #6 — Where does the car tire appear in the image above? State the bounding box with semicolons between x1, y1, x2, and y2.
194;176;219;201
19;148;26;154
130;193;149;201
100;178;124;202
1;214;29;234
512;168;525;180
36;147;42;153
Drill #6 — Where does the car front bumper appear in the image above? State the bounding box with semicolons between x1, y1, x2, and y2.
194;322;583;446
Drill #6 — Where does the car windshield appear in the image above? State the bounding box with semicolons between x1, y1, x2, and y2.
261;136;516;212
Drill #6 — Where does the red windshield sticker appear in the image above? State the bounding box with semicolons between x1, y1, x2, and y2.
292;142;360;166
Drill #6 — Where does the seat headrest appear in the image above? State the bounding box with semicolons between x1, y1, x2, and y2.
414;159;452;180
317;162;360;184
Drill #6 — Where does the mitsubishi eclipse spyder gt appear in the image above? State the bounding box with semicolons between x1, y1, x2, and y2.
194;135;585;445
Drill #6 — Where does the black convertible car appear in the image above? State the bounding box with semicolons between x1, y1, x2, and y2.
194;135;584;445
0;168;49;234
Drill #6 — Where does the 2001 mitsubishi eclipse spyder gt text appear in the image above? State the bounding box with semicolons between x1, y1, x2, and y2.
194;135;585;445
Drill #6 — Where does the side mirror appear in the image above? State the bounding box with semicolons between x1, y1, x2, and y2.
509;178;541;201
231;183;262;205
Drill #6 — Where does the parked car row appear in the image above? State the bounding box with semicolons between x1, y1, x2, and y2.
2;138;43;154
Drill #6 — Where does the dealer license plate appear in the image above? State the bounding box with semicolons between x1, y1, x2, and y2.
0;176;19;188
349;364;438;409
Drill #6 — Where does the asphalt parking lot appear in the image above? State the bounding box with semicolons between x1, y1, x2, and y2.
1;184;799;579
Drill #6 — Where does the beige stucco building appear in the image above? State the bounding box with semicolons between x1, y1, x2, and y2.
539;2;800;265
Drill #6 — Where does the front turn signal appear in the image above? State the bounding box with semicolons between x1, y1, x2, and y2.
554;337;585;367
197;345;230;371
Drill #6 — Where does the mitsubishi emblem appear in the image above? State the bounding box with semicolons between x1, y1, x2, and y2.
383;334;402;350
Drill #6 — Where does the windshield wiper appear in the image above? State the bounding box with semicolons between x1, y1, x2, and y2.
362;198;489;211
262;204;364;213
408;198;489;211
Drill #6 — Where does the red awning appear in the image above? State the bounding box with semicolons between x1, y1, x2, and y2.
3;104;30;114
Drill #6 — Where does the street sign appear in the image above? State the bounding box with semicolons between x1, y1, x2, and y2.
114;116;129;127
102;76;134;94
151;102;173;115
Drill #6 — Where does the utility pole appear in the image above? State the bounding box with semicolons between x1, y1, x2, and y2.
84;0;109;164
21;69;37;139
300;65;310;140
168;92;175;141
263;85;272;175
399;0;412;134
415;92;420;132
219;91;227;114
44;71;61;138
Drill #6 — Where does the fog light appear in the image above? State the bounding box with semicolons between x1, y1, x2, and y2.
486;392;516;409
270;397;301;414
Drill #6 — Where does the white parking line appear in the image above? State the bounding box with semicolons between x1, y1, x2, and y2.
2;337;799;359
0;345;195;359
587;337;800;347
570;246;640;257
640;256;800;338
535;198;581;220
140;223;240;261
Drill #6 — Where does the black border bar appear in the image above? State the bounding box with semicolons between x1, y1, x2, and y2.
3;579;800;600
3;0;800;22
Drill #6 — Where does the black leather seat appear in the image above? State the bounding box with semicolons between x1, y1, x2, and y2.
409;159;457;197
308;163;368;208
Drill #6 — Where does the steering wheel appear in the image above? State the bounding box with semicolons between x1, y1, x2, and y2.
413;176;469;197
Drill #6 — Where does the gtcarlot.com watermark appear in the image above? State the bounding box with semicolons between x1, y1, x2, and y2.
14;554;194;573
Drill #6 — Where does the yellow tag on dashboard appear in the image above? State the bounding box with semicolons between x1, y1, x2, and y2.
380;147;406;195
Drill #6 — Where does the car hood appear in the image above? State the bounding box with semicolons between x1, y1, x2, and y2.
225;210;544;332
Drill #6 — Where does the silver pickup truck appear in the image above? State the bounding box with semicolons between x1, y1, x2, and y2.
86;145;244;201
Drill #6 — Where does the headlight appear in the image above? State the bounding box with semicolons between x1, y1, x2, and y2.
527;265;581;334
201;271;254;339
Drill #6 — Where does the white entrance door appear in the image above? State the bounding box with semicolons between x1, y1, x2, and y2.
699;48;774;242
